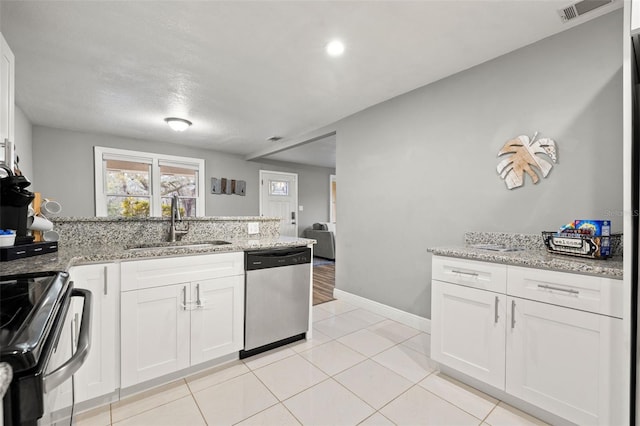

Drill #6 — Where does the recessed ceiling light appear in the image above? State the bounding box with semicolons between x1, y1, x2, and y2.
164;117;192;132
326;40;345;57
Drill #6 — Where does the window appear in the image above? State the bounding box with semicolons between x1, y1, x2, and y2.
95;147;205;217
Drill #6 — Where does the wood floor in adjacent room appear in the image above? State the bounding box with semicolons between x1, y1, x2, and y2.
313;262;335;305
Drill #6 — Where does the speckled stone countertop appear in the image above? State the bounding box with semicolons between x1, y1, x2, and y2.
2;236;315;276
429;232;623;279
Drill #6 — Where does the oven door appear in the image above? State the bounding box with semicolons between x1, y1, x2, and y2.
39;288;92;426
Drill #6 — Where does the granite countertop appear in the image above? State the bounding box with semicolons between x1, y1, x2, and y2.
2;236;316;275
428;246;623;279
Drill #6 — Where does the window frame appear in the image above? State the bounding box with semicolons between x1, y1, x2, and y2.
94;146;205;218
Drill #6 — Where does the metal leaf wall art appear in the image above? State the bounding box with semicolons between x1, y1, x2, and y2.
496;132;557;190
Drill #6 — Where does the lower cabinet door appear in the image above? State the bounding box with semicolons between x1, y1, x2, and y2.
431;280;506;390
190;275;244;365
506;296;623;426
71;263;119;403
121;284;191;388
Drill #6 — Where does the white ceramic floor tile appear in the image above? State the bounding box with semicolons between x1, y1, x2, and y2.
236;403;301;426
316;299;358;315
358;412;396;426
186;360;250;393
288;329;332;353
484;402;550;426
299;340;366;376
253;354;328;400
242;346;298;370
372;345;436;383
367;319;421;343
401;332;431;357
312;305;334;322
284;379;375;426
334;359;413;409
74;404;111;426
113;395;206;426
193;373;278;425
339;308;386;325
314;313;372;339
111;379;190;423
420;373;498;420
337;329;397;357
380;386;480;426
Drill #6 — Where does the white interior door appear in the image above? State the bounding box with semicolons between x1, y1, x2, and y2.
260;170;298;237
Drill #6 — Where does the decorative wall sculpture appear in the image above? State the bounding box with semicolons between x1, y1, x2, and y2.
496;132;557;190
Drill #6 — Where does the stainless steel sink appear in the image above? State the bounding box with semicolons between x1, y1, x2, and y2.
126;240;231;252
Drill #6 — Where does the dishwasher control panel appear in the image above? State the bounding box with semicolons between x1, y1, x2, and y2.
245;247;311;271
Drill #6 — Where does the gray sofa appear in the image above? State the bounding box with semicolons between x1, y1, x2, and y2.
303;222;335;260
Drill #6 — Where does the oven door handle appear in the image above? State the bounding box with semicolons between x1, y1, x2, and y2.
43;288;92;393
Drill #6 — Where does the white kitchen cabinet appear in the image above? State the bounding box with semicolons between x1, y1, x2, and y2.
506;296;623;426
0;32;15;168
190;276;244;365
69;263;119;404
121;283;191;387
431;280;506;390
431;256;623;426
120;252;244;388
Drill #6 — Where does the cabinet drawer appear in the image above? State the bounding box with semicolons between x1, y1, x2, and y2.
121;252;244;292
432;256;507;293
507;266;622;318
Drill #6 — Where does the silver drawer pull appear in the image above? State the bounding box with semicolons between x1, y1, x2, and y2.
511;300;516;329
451;270;479;277
537;284;579;295
494;296;499;324
182;286;188;310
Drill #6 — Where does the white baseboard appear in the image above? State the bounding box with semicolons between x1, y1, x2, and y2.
333;289;431;333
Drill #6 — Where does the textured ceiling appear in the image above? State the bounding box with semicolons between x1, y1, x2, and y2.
1;0;620;165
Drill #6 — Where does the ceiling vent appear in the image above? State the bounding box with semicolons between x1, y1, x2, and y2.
558;0;613;22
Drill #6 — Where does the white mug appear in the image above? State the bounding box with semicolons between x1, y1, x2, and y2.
41;199;62;216
43;230;60;242
27;215;54;231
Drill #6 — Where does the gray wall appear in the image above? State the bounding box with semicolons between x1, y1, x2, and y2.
335;10;623;319
14;105;33;183
31;126;334;229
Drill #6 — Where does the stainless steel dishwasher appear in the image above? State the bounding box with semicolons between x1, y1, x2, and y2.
240;246;311;358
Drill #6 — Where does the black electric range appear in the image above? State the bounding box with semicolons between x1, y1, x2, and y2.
0;271;92;426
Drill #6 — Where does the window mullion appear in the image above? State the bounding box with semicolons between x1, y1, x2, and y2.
151;159;162;217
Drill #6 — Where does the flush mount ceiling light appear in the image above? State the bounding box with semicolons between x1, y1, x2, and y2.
164;117;192;132
326;40;345;57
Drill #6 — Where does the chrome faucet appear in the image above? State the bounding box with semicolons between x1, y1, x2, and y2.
169;194;188;242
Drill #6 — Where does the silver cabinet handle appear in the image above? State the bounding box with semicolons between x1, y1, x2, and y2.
511;300;516;329
44;288;92;393
537;284;579;295
451;270;479;277
494;296;499;323
181;286;188;310
104;265;108;295
196;283;202;308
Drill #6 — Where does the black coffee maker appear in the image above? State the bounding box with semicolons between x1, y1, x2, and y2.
0;165;35;245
